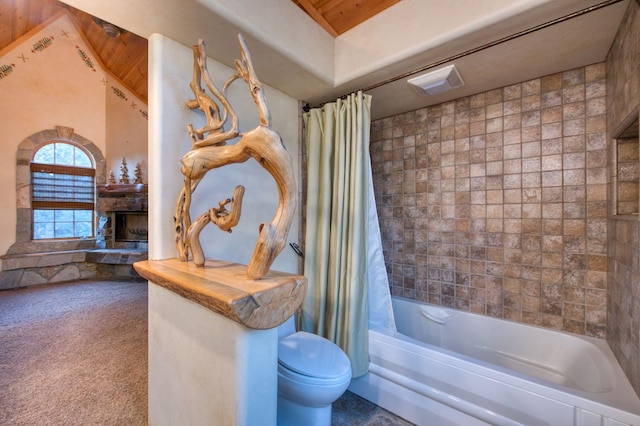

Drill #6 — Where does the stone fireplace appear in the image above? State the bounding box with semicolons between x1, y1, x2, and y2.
97;184;148;250
114;212;149;244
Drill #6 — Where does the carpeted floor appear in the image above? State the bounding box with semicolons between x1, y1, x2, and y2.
0;279;411;425
0;279;148;425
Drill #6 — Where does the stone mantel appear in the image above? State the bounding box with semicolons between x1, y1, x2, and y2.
97;184;148;195
97;184;148;214
134;258;307;330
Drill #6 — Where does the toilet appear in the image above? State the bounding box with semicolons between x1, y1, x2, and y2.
276;315;352;426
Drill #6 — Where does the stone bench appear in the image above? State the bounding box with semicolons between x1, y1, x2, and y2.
0;249;148;290
85;249;148;265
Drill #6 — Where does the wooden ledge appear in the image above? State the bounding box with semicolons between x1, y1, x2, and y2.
98;184;148;194
133;258;307;330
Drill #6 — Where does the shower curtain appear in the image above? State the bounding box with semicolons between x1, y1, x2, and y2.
301;91;394;378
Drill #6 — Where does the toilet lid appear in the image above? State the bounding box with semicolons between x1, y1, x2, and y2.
278;332;351;379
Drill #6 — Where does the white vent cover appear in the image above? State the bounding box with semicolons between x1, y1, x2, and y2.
408;64;464;96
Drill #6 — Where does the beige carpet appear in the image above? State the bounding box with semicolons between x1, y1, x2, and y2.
0;279;148;426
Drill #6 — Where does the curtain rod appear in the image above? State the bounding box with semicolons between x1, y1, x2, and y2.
304;0;625;112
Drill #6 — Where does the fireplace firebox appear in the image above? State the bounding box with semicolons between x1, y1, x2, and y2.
115;212;148;242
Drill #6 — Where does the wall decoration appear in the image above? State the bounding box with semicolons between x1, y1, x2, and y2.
119;158;130;184
134;163;143;184
139;110;148;120
76;46;96;71
111;86;127;101
175;35;297;280
32;36;54;53
0;64;16;80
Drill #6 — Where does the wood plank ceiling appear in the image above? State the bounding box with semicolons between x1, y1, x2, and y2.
0;0;399;103
293;0;401;36
0;0;148;101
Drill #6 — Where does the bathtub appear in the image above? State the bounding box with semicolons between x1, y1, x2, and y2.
348;296;640;426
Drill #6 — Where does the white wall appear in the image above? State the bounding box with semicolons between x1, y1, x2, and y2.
0;13;147;255
148;34;300;274
105;81;149;183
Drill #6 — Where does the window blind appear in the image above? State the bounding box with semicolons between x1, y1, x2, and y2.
31;163;95;209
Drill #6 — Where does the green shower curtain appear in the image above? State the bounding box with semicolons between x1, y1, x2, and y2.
301;91;371;377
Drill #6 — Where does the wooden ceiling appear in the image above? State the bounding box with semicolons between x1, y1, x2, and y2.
0;0;148;102
292;0;401;36
0;0;398;103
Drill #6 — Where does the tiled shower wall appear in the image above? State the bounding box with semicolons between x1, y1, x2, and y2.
370;63;608;337
606;1;640;396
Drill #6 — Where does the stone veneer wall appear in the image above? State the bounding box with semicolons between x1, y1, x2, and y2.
606;1;640;396
9;127;106;256
370;63;609;337
96;184;149;249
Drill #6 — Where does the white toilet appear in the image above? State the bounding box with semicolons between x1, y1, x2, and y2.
276;316;352;426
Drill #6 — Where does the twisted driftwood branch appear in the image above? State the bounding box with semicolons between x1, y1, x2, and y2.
176;34;297;280
174;177;201;261
185;40;239;148
187;185;245;267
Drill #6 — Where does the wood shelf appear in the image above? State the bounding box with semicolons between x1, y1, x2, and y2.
97;184;148;194
134;258;307;330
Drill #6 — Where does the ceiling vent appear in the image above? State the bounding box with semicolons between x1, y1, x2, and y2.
408;65;464;96
93;17;126;38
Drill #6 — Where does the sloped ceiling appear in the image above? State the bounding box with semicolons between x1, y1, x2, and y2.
291;0;401;36
0;0;148;102
1;0;633;119
0;0;399;105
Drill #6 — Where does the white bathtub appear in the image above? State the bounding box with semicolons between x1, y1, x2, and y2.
348;296;640;426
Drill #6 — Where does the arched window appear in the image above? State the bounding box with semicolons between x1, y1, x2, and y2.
30;141;96;239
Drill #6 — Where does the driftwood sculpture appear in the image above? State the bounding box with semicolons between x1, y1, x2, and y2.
175;34;297;280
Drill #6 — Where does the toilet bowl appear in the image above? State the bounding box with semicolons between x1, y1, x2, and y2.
276;318;352;426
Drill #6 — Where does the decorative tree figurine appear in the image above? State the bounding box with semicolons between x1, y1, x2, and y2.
108;170;117;184
134;163;143;184
119;157;130;184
